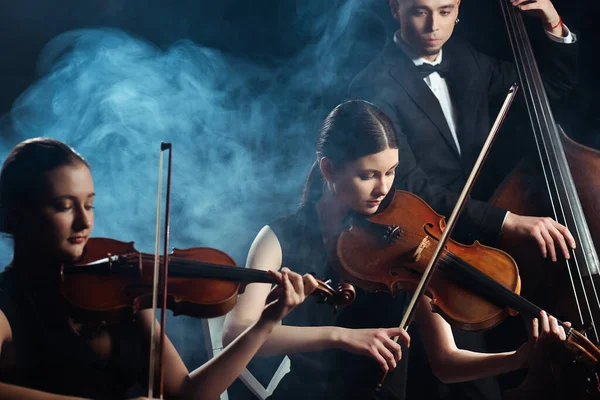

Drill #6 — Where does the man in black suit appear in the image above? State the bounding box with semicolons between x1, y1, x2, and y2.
350;0;577;258
349;0;578;399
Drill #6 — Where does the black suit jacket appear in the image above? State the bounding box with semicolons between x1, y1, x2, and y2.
349;35;578;245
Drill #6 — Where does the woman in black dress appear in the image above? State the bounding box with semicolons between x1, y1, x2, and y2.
223;100;569;400
0;137;318;400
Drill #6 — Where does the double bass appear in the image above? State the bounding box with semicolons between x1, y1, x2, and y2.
488;0;600;344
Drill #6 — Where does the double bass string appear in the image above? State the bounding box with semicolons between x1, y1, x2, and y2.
503;0;588;329
501;0;600;342
502;0;563;223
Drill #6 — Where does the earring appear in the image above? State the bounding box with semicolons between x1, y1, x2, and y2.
455;18;460;25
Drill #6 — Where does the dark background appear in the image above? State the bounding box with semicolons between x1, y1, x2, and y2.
1;0;598;139
0;0;597;398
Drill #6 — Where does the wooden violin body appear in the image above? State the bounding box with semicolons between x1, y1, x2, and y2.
337;190;521;331
61;238;242;320
336;190;600;385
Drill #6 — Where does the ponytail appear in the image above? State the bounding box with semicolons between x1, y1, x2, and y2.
301;160;326;207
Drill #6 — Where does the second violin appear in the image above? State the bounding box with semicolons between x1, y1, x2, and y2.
336;190;600;381
61;237;356;321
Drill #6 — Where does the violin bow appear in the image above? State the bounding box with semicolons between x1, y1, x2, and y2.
377;83;519;389
148;142;173;399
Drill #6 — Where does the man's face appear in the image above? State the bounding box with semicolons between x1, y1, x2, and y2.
391;0;460;59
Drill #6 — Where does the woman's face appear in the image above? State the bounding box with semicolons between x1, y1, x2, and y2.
328;148;398;215
20;162;95;262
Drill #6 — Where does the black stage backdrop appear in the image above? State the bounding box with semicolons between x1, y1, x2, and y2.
0;1;596;398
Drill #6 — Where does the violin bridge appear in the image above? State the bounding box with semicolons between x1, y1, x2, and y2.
412;236;431;262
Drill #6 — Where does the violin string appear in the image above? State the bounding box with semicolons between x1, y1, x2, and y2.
357;233;580;333
441;247;574;327
121;253;344;302
501;0;596;338
442;253;600;366
439;253;581;330
343;227;554;320
346;231;537;320
344;223;599;341
438;255;541;319
351;215;585;281
392;226;596;326
170;257;276;283
127;253;280;283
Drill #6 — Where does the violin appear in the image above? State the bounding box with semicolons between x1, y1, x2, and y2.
60;237;356;322
336;190;600;393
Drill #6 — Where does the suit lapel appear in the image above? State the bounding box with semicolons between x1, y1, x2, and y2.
445;41;482;168
383;41;461;160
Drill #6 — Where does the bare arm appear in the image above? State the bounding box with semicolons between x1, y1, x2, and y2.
0;383;90;400
222;225;410;373
503;312;570;400
512;0;569;37
183;269;316;400
136;309;190;399
141;269;320;400
222;226;341;356
416;297;524;384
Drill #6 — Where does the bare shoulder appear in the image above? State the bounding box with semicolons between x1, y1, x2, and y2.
246;225;283;272
0;309;12;351
254;225;282;249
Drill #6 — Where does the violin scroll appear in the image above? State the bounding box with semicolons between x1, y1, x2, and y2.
564;328;600;368
313;280;356;309
535;327;600;398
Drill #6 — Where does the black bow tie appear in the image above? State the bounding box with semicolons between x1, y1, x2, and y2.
416;60;450;79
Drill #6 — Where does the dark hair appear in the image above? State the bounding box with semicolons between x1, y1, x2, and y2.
301;100;398;206
0;137;89;235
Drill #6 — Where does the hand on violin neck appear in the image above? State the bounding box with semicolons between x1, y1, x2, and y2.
260;268;318;324
510;0;564;36
511;311;570;397
501;213;576;262
332;326;410;373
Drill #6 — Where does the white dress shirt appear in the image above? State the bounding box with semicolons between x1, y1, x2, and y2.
395;38;462;154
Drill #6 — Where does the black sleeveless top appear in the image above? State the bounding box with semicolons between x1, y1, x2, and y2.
268;205;410;400
0;266;145;399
